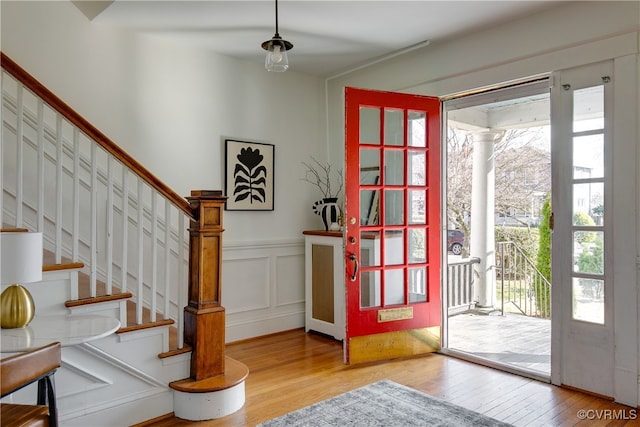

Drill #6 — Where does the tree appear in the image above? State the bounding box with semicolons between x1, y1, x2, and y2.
534;194;551;316
576;234;604;300
446;128;474;244
447;126;551;250
536;194;551;281
572;211;596;244
493;141;550;226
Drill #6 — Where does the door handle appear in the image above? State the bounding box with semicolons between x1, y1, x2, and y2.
348;253;359;282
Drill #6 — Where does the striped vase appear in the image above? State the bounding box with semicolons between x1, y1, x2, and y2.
313;198;340;231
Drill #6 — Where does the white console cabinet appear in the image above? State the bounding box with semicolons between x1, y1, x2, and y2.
303;230;345;340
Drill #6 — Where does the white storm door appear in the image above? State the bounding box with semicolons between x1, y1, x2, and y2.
551;60;614;397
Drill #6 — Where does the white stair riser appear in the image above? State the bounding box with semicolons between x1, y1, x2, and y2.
67;300;127;326
1;268;189;426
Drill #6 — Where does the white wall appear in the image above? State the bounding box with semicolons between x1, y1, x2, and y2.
1;0;330;340
325;0;639;406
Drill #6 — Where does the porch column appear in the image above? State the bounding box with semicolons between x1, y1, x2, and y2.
469;130;504;308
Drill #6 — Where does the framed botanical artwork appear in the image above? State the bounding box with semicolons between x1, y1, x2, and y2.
225;139;275;211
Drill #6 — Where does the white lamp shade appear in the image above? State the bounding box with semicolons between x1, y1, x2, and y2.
1;232;43;285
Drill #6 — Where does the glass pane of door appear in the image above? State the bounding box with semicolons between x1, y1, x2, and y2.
570;84;605;325
360;107;381;144
385;109;404;146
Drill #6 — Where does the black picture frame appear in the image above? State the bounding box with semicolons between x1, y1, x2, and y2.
225;139;275;211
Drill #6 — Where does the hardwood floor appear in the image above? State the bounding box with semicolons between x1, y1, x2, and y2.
138;329;637;427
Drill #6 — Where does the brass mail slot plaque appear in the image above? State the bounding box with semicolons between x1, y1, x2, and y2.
378;307;413;322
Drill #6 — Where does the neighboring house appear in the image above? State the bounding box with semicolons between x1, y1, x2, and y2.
1;0;638;419
495;145;551;226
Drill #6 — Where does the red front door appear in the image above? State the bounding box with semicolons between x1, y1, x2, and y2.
344;87;441;364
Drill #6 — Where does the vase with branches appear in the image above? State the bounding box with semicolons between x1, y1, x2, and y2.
302;157;344;231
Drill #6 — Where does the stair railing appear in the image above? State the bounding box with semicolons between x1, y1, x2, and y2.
496;240;551;318
1;53;193;348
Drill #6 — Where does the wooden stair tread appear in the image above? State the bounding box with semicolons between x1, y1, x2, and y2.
118;319;174;334
43;262;84;272
168;356;249;393
33;242;184;355
159;346;191;359
65;292;133;307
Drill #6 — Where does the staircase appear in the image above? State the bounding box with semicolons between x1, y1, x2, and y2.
1;53;241;426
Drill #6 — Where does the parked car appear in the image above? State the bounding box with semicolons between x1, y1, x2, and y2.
447;230;464;255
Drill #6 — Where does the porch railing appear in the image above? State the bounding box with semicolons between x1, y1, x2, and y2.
496;241;551;318
447;257;480;315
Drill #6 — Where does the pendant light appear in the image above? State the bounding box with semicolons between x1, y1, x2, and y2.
261;0;293;72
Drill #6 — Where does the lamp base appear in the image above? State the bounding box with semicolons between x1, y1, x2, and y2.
1;284;35;328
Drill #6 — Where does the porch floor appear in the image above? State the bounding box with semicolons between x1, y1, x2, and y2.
447;310;550;376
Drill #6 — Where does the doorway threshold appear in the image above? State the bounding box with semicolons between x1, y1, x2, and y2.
440;348;551;383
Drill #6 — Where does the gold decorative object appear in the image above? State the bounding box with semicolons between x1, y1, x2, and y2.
1;284;35;328
1;231;43;329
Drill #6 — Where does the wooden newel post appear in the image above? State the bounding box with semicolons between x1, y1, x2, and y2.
170;190;248;420
184;190;228;381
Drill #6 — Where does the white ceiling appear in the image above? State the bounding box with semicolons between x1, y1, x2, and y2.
76;1;564;77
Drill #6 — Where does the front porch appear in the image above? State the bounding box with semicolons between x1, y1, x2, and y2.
448;311;550;376
445;254;551;377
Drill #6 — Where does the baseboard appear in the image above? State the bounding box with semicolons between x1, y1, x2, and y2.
226;311;304;343
130;412;175;427
60;389;174;427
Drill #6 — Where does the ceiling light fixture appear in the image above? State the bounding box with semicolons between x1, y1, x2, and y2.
261;0;293;72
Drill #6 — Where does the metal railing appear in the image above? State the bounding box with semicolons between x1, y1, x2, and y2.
496;241;551;318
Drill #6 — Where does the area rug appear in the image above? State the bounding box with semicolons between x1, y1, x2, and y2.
257;379;512;427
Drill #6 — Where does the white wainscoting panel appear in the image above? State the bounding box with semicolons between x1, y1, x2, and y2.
275;253;305;306
222;255;271;313
222;239;305;342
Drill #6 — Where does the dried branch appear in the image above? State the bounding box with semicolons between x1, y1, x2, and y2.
301;157;343;199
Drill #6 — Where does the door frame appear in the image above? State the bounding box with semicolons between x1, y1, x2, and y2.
437;57;638;405
440;78;552;381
